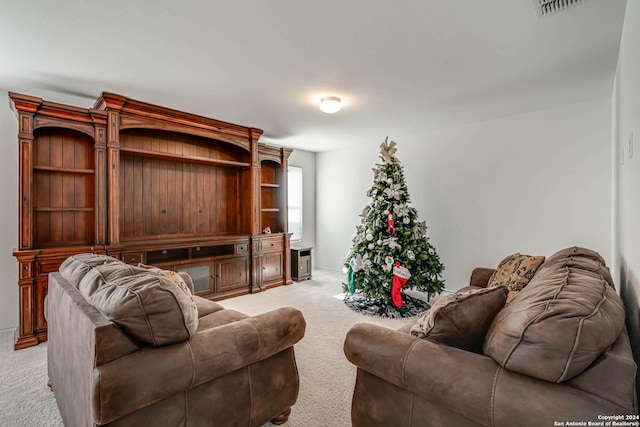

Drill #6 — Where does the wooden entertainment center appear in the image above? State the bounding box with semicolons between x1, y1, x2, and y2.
10;92;293;350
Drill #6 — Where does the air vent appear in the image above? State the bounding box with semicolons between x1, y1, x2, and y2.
533;0;589;17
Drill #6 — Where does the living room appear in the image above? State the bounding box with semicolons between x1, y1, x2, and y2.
0;1;639;426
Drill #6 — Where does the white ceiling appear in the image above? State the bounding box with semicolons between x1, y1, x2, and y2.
0;0;627;152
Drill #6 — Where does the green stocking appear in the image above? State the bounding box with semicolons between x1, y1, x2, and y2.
347;266;356;294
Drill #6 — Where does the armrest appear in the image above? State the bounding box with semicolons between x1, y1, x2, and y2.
566;328;637;412
469;267;495;288
189;306;306;384
344;323;499;426
93;307;306;425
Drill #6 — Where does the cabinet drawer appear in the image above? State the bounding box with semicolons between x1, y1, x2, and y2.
260;237;283;252
121;252;144;265
37;258;66;276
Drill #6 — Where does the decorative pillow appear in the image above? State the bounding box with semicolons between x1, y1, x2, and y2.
410;286;508;353
487;253;545;292
483;247;625;383
86;273;199;346
161;270;198;312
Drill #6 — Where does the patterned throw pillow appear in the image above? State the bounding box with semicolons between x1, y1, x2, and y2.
410;286;508;353
487;253;545;293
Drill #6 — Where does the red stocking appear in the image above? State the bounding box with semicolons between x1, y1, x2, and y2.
391;262;411;308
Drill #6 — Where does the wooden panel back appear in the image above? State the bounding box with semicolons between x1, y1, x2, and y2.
34;129;94;169
32;129;95;248
119;153;247;240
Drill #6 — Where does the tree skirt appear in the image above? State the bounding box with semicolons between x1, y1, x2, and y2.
343;291;430;318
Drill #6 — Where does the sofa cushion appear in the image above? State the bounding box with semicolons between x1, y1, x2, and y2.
410;286;508;353
542;246;606;266
85;273;199;346
487;253;545;292
483;247;625;382
59;253;120;287
536;246;614;288
78;262;147;296
81;262;199;315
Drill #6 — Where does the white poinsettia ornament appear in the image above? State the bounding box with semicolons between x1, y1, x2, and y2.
379;138;398;164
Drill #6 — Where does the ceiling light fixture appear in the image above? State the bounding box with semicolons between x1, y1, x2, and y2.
319;96;342;114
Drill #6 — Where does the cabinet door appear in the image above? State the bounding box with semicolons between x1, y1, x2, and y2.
214;257;250;293
261;252;284;284
299;256;311;277
177;263;212;294
35;278;48;334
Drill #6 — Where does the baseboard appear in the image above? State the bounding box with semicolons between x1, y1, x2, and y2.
314;266;344;274
0;327;17;343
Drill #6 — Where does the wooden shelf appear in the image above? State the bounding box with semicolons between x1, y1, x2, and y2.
34;166;95;174
261;208;280;212
35;240;94;249
260;183;280;188
34;207;95;212
119;147;251;168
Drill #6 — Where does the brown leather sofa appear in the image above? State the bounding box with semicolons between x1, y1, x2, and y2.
344;247;638;426
46;254;306;427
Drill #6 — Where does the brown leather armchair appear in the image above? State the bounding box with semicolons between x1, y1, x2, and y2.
47;254;306;427
344;247;638;426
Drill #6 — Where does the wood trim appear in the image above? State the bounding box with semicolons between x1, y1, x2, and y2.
33;166;94;174
95;147;107;245
19;137;32;250
95;92;262;152
119;147;251;168
108;147;120;244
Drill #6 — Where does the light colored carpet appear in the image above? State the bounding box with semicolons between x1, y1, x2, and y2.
0;270;419;427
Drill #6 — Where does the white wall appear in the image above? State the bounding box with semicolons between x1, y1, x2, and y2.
316;98;613;291
0;90;19;331
288;149;316;251
612;0;640;392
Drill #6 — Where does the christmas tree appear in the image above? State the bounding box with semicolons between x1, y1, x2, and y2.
344;138;445;308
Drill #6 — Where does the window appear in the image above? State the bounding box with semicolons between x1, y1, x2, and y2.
288;166;303;241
